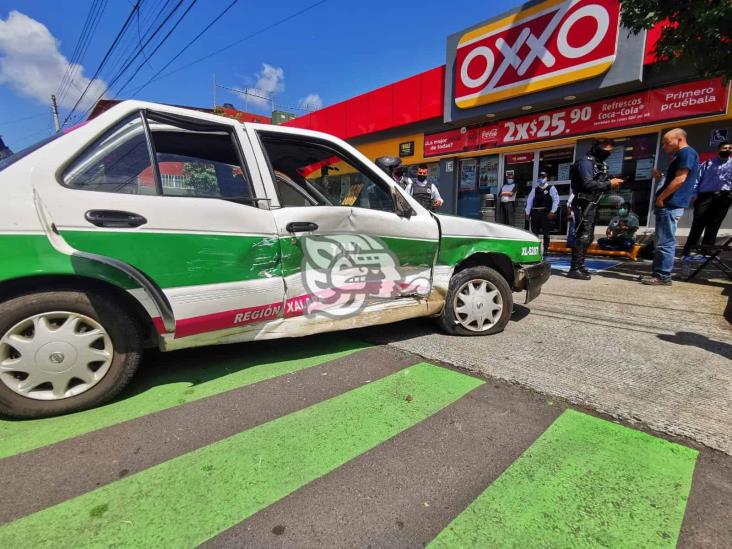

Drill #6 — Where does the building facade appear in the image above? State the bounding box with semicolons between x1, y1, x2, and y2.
284;0;731;236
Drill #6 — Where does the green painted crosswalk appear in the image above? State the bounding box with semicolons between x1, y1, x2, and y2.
0;362;483;548
429;410;698;548
0;336;367;458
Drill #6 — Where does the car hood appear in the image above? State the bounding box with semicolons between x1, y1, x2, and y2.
433;213;540;243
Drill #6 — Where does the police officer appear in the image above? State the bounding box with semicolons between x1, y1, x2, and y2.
392;165;413;190
406;164;443;211
525;171;559;251
568;138;623;280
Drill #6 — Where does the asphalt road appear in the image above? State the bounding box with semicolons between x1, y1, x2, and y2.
0;333;729;548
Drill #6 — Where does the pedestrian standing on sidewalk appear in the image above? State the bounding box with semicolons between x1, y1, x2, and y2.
525;172;559;252
682;140;732;256
499;175;517;224
567;139;624;280
642;129;699;285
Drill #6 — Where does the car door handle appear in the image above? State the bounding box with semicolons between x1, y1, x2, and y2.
85;210;148;228
286;221;318;233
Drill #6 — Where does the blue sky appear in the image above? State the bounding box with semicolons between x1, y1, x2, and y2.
0;0;519;151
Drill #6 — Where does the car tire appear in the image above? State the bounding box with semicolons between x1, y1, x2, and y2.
0;290;142;419
437;266;513;336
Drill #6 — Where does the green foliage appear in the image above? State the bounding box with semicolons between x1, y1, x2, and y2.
620;0;732;81
182;162;218;195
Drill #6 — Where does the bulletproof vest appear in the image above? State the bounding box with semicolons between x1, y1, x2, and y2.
533;185;553;209
411;183;434;210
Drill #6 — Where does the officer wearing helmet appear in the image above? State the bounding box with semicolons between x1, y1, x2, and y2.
568;138;624;280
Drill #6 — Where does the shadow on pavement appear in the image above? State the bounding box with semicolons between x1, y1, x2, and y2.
657;331;732;361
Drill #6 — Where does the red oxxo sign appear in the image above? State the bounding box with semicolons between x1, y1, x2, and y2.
454;0;621;109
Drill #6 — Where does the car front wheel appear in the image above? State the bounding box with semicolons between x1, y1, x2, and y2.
0;290;142;418
437;266;513;336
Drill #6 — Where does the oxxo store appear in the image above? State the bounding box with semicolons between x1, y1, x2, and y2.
285;0;732;236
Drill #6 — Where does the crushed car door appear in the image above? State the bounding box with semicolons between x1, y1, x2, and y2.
249;128;440;321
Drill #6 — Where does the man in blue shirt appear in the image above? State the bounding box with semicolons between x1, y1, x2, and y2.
682;140;732;256
642;128;699;285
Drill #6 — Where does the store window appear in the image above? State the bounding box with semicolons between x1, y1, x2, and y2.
538;147;574;187
593;134;658;225
456;155;500;219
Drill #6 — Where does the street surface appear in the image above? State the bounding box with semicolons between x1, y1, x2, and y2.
0;259;730;548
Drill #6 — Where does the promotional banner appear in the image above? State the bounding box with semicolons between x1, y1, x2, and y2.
424;78;728;156
494;77;728;146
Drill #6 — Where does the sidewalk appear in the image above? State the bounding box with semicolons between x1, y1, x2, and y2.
360;256;732;455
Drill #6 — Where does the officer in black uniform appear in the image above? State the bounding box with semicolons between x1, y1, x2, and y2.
568;138;624;280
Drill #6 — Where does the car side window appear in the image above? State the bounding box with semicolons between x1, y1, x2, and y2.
63;115;154;194
63;112;253;202
147;115;252;200
259;134;394;212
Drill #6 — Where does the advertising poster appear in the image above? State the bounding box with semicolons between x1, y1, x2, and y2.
460;159;477;191
606;146;624;176
478;156;498;190
557;162;571;181
635;158;655;180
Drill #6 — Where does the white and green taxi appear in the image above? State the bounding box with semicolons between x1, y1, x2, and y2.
0;101;549;418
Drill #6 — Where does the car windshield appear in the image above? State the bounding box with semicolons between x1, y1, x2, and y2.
0;133;64;173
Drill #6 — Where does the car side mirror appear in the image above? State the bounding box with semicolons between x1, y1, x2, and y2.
392;188;414;219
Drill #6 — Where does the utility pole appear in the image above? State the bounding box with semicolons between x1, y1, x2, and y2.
50;94;60;132
212;73;216;110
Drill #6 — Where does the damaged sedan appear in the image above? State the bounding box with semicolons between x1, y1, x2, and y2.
0;101;549;417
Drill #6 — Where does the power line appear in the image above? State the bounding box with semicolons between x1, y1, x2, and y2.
132;0;329;91
61;0;143;127
58;0;109;105
122;0;239;98
0;112;49;125
78;0;198;120
216;84;319;113
57;0;104;100
97;0;187;98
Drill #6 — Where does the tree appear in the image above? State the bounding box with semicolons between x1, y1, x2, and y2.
182;162;218;195
620;0;731;81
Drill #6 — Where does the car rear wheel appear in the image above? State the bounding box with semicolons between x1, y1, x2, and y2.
0;290;142;418
437;266;513;336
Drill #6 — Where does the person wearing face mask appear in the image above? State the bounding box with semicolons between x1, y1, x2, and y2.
525;171;559;251
682;140;732;256
499;175;517;225
406;164;443;211
641;128;699;285
597;200;639;251
568;138;624;280
392;165;413;190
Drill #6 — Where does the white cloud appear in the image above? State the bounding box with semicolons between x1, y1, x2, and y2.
0;10;106;112
239;63;284;111
299;93;323;111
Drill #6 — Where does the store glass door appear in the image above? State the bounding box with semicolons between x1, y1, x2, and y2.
504;152;536;229
537;147;575;235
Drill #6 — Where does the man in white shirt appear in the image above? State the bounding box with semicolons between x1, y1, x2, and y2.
525;171;560;251
499;175;517;225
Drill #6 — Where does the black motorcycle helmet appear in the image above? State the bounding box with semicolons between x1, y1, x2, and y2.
375;156;401;176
